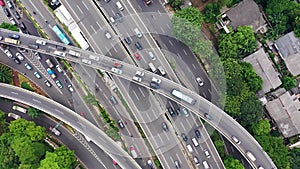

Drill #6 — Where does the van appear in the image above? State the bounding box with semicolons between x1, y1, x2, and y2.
134;28;142;38
246;151;256;162
192;138;199;147
116;1;124;11
187;144;193;153
203;161;210;169
110;96;117;105
148;62;157;73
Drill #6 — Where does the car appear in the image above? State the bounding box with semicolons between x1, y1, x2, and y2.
114;62;122;68
204;113;212;120
110;96;117;105
124;37;131;44
181;133;188;142
56;80;63;88
44;80;52;87
161;122;168;132
25;63;32;70
149;82;160;89
15;52;24;61
182;108;189;117
135;42;143;50
196;77;204;86
231;135;241;145
110;16;116;24
195;129;201;138
147;160;154;169
204;150;211;158
135;70;144;77
144;0;152;5
56;65;63;72
193;156;200;166
174;160;181;169
104;0;110;2
134;52;141;61
0;0;5;6
56;45;66;51
9;18;16;25
111;67;122;74
13;11;20;19
79;112;86;118
6;0;13;9
36;39;47;45
28;43;39;49
49;126;61;136
19;22;26;30
152;77;161;84
34;72;42;79
34;51;41;60
8;33;19;39
168;107;176;117
3;8;10;17
13;58;21;64
104;30;112;39
4;49;12;58
117;119;125;128
67;85;74;92
8;112;21;119
258;166;264;169
148;51;156;61
112;159;118;165
115;12;122;22
132;76;142;82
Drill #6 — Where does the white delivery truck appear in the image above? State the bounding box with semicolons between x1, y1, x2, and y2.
12;105;27;113
129;145;138;158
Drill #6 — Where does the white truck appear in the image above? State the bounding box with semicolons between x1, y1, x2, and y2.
12;105;27;113
68;50;80;57
4;38;20;45
45;59;54;68
129;145;138;158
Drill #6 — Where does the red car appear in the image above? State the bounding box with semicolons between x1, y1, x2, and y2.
112;160;118;165
134;52;141;61
114;62;122;68
0;0;5;6
79;112;86;118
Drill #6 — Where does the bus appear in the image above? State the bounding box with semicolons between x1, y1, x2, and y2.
52;25;71;45
171;89;196;105
4;38;20;45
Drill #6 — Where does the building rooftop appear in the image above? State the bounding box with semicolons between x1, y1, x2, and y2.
265;92;300;137
244;48;282;93
224;0;266;33
275;32;300;76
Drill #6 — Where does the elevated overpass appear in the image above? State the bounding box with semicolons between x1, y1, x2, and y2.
0;28;277;169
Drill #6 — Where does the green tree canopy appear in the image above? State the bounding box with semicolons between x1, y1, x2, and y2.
168;0;183;9
291;148;300;169
240;62;263;92
0;22;19;31
11;137;40;164
239;93;263;126
0;133;18;169
224;156;244;169
281;76;296;91
27;107;42;119
0;64;13;84
39;146;76;169
203;2;221;23
250;119;270;136
218;26;257;60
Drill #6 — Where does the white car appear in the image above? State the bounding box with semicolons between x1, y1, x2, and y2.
44;80;52;87
152;77;161;84
36;39;47;45
25;63;33;70
8;112;21;119
34;71;42;79
204;150;211;158
132;76;142;82
4;49;13;58
135;70;144;77
15;52;24;61
67;85;74;92
56;65;63;73
231;135;241;145
111;67;122;74
196;77;204;86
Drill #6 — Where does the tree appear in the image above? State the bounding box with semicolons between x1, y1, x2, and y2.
0;110;7;134
39;146;77;169
168;0;183;9
256;135;291;169
294;16;300;38
291;148;300;169
240;62;263;92
203;2;221;23
27;107;42;118
239;93;263;127
250;119;270;136
0;64;13;84
0;22;19;31
224;156;244;169
21;82;35;91
0;133;19;169
281;76;296;90
11;137;40;165
83;93;98;106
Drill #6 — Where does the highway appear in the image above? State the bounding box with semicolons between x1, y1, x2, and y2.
0;82;140;169
0;28;276;169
